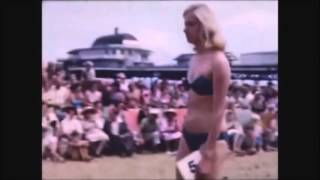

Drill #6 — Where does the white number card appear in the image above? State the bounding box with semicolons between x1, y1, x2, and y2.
176;150;202;180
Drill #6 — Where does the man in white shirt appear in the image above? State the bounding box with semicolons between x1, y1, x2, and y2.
85;83;102;105
116;72;130;92
46;81;70;108
83;61;96;81
61;106;83;136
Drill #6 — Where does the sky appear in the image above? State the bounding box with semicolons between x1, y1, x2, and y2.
42;1;278;65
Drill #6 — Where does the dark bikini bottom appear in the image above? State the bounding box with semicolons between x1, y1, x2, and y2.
182;128;227;151
182;128;208;151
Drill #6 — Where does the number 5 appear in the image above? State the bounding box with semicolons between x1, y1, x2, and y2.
188;160;197;173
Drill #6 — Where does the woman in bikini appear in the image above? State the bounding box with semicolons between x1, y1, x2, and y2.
176;4;231;180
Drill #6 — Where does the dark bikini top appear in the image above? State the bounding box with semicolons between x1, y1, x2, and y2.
186;75;213;95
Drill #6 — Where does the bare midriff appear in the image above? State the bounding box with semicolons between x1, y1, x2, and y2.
183;90;215;133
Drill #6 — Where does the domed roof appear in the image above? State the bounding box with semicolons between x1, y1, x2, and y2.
92;28;138;47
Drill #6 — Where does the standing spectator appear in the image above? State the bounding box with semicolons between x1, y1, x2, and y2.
116;72;130;93
160;109;181;155
81;106;109;157
47;62;57;80
82;61;96;81
69;73;80;87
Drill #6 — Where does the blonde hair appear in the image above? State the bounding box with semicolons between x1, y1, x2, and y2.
183;4;226;51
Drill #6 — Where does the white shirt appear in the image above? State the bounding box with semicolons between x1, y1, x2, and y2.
244;92;255;104
110;115;124;136
119;80;130;92
85;90;102;103
42;88;55;104
51;86;70;107
61;116;83;135
86;68;96;81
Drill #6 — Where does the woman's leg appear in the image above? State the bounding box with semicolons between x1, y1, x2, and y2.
176;136;191;180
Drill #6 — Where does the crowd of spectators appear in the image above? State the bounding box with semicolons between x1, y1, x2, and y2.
42;62;278;162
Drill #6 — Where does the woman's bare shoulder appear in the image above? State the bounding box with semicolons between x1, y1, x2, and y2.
210;51;230;72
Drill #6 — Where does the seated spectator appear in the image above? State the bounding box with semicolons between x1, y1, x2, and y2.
241;122;257;155
137;104;148;125
67;131;92;161
251;92;266;115
56;69;67;86
101;82;113;108
160;108;181;155
81;106;109;157
141;86;151;106
111;81;126;103
261;104;278;151
42;104;64;162
243;86;255;105
252;117;263;152
150;81;162;107
231;89;245;108
93;101;106;129
127;82;142;108
85;82;102;105
224;108;245;156
241;116;263;155
235;101;252;127
69;83;86;113
263;81;277;102
139;108;161;152
61;106;83;136
42;81;55;104
51;80;71;109
105;102;135;157
59;105;90;161
159;88;171;108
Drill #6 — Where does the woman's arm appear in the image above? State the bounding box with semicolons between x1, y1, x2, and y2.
203;52;231;157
